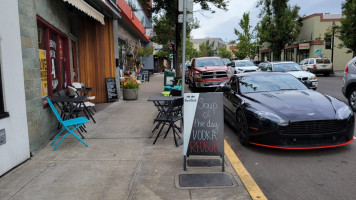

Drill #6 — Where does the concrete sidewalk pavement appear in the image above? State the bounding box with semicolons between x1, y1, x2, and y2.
0;74;252;200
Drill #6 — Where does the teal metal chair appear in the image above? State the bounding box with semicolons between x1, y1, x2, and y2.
47;97;89;151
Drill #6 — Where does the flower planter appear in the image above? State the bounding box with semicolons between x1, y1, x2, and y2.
123;88;138;100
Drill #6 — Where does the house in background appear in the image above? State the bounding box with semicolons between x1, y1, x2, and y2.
259;13;353;70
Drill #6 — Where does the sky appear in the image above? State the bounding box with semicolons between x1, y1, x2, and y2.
191;0;345;42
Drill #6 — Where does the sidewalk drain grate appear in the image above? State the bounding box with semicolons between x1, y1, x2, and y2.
187;159;221;167
178;173;234;188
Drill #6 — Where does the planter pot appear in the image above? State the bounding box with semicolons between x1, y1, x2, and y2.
123;88;138;100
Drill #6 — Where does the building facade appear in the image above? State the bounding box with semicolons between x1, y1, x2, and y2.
192;37;225;54
259;13;353;71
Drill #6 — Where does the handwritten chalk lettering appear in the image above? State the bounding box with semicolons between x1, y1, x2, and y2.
198;98;218;113
192;129;218;140
193;118;205;127
189;141;222;153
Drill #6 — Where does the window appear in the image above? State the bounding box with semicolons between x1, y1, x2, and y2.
37;16;70;106
0;37;9;119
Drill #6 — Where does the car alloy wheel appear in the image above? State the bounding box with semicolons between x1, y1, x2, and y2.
348;87;356;111
236;110;249;146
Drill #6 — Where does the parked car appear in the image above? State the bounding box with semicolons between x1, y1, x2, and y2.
222;58;231;65
186;57;231;91
217;72;354;148
260;61;318;89
342;56;356;111
299;57;333;76
258;62;269;69
228;60;259;74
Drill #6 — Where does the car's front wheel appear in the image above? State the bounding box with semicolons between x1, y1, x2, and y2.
348;86;356;111
236;110;249;146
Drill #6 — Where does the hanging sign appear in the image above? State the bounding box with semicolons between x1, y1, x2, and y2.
183;93;224;171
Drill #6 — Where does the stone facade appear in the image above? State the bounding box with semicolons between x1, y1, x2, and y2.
18;0;71;152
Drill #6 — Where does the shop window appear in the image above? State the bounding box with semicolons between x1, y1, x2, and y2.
0;37;9;119
37;16;70;107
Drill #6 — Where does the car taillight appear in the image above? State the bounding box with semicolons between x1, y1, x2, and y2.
313;64;317;68
345;65;349;73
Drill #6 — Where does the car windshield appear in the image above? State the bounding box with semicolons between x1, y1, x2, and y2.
273;63;303;72
196;58;224;67
222;58;231;65
239;74;308;94
235;61;255;67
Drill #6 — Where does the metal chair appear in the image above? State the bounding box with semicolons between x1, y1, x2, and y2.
153;97;183;147
47;97;89;151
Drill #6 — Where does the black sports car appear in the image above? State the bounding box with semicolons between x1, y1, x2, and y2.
217;72;354;149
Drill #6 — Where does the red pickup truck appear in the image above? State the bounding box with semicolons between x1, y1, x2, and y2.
186;57;231;91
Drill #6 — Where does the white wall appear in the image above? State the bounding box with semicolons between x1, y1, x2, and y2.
0;0;30;176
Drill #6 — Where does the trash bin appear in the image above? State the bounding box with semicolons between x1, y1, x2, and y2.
164;70;175;86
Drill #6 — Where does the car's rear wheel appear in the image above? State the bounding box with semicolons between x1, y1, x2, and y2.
348;86;356;111
236;110;249;146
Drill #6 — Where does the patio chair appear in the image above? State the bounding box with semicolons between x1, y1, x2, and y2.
46;97;89;151
72;82;96;111
68;86;96;114
153;97;183;147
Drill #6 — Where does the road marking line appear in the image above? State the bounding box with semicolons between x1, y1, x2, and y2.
224;140;268;200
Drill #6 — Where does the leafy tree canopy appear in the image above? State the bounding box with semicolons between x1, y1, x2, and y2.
234;12;256;60
339;0;356;56
217;46;233;59
198;40;215;57
256;0;302;61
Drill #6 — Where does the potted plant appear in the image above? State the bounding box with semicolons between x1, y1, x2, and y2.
122;79;140;100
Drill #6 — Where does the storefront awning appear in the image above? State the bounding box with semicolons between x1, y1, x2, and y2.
63;0;105;25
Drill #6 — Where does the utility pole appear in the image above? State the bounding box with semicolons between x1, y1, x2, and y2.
331;22;335;64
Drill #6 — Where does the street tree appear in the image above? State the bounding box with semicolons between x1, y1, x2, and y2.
217;46;233;59
150;0;229;75
256;0;302;61
338;0;356;56
234;13;256;60
186;37;198;61
198;40;215;57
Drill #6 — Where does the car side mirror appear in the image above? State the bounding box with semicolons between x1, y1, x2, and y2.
227;62;235;67
222;85;232;92
303;80;313;88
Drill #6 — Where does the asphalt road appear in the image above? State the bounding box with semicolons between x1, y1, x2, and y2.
223;74;356;200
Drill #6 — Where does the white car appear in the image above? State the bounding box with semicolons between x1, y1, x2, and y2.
299;57;333;76
227;60;259;74
259;61;318;89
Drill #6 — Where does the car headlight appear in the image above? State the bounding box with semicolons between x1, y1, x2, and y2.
309;76;317;80
255;111;287;125
337;105;353;119
194;73;202;79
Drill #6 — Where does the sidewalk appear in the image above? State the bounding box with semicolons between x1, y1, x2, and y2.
0;74;251;200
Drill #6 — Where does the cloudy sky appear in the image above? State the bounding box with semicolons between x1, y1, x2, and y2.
191;0;345;42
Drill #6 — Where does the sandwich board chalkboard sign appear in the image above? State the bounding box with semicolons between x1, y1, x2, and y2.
183;92;224;171
106;77;118;102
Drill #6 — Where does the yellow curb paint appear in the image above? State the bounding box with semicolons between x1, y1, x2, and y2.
224;140;268;200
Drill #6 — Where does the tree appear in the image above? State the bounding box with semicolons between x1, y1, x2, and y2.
256;0;302;61
186;37;198;61
198;40;215;57
338;0;356;56
150;0;229;75
234;13;256;60
217;46;232;58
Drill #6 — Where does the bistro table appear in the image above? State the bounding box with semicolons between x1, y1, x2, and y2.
50;95;96;123
147;96;183;139
76;87;93;96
